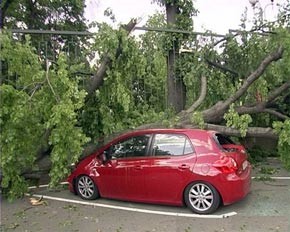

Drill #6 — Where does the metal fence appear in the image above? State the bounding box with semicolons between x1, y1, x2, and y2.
4;29;168;112
4;28;229;112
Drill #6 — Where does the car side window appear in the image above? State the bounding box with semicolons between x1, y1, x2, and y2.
109;135;150;159
153;134;194;156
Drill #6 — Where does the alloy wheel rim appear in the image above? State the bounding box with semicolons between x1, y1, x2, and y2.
78;176;95;198
188;183;214;212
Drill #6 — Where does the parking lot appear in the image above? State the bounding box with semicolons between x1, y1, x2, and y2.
1;158;290;232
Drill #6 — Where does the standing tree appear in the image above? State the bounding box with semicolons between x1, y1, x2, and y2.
153;0;198;112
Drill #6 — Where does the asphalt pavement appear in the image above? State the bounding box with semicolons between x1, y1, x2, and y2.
1;158;290;232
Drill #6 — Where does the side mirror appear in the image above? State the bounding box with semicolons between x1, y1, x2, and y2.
101;150;110;164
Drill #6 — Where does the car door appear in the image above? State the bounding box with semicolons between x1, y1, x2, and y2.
146;133;197;204
97;134;151;201
95;145;127;199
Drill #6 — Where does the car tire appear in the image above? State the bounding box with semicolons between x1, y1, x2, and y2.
76;175;99;200
184;181;220;214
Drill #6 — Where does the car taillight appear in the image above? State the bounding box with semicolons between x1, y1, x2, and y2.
240;149;246;154
213;156;238;173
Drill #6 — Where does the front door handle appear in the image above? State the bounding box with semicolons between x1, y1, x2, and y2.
178;164;190;170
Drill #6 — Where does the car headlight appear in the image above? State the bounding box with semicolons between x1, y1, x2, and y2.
70;163;77;171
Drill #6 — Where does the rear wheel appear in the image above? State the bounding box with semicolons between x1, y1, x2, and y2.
76;175;99;200
184;182;220;214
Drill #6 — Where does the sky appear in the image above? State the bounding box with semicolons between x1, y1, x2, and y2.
84;0;287;34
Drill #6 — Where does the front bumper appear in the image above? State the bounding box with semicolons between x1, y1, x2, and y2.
67;173;76;194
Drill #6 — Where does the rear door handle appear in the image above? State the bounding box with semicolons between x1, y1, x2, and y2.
178;164;190;170
134;165;142;170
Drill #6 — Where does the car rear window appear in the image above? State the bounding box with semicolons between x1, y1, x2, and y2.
215;133;235;145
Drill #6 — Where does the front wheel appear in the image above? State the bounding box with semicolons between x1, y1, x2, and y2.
184;182;220;214
76;175;99;200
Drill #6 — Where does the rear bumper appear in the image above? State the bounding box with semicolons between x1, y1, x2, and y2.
217;164;251;205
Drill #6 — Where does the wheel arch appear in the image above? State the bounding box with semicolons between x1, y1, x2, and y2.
182;180;223;206
74;174;100;200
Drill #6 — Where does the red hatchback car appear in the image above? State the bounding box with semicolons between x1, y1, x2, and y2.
67;129;251;214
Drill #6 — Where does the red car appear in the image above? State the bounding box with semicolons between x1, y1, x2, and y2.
67;129;251;214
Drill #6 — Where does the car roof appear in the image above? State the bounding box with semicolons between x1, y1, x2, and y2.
94;128;218;155
113;128;216;140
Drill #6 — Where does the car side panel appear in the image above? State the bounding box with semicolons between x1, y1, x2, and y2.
94;159;127;199
146;154;196;205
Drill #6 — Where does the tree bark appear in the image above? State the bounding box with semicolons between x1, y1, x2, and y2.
186;76;207;113
166;2;186;112
188;123;277;139
236;80;290;119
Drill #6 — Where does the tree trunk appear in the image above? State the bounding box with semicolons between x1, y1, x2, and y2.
166;2;186;112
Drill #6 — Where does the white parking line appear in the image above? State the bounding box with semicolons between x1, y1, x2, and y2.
28;176;290;190
28;176;290;189
28;182;68;189
25;193;237;219
26;176;290;219
251;176;290;180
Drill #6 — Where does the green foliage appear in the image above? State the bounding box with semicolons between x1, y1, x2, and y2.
273;120;290;170
153;0;197;29
224;105;252;137
46;55;90;187
0;85;41;199
161;111;182;128
0;33;89;199
1;0;89;78
259;166;278;175
190;111;205;129
2;0;87;30
247;146;272;163
81;21;168;139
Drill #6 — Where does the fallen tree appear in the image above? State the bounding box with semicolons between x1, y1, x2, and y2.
18;44;289;182
81;44;288;156
1;1;290;200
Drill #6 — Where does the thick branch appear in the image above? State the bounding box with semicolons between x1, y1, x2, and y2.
182;123;277;139
205;58;239;77
186;76;207;113
202;46;284;123
223;46;284;107
236;80;290;119
263;109;289;120
136;120;278;139
204;124;278;139
86;56;111;96
86;19;137;97
229;104;289;120
266;80;290;104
